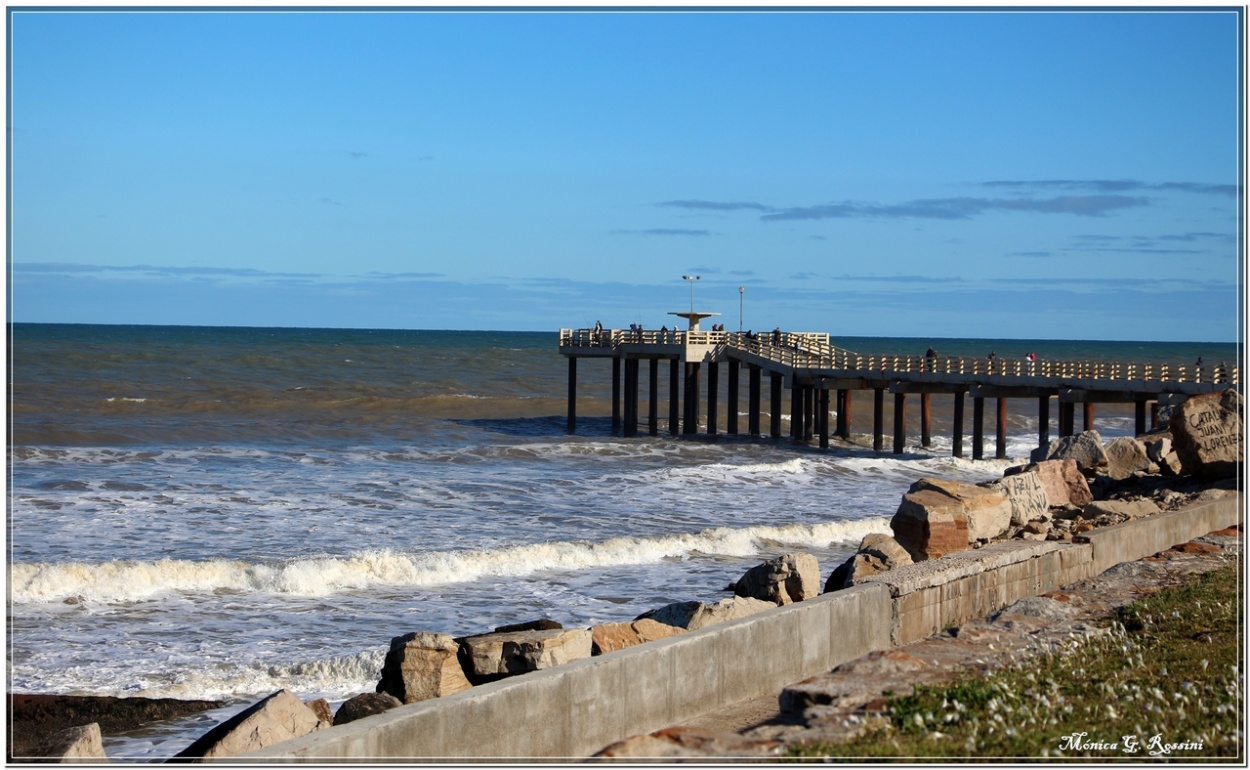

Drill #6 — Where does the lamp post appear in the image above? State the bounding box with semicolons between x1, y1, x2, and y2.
738;286;744;332
682;275;701;313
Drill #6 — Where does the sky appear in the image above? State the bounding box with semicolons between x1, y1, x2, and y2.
6;4;1246;341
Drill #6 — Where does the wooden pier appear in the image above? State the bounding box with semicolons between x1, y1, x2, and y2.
558;327;1240;459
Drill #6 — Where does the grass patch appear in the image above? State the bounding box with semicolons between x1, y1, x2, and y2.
788;561;1243;760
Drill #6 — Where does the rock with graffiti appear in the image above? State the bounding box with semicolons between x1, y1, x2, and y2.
1169;388;1243;479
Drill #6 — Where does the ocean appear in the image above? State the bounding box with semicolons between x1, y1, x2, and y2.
7;323;1237;760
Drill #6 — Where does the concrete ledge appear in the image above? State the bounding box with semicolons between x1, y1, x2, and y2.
243;583;892;761
861;540;1095;645
243;495;1242;761
1077;495;1242;575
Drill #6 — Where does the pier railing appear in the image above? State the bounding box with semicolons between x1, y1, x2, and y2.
558;328;1240;387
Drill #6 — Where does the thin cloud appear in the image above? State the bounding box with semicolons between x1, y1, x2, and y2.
657;200;777;213
761;195;1147;221
365;271;446;279
983;179;1238;197
613;228;713;236
14;262;321;279
832;274;965;284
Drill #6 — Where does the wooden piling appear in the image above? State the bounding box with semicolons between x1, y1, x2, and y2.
748;365;762;437
972;396;984;460
648;359;659;436
920;393;932;447
566;357;577;435
952;390;964;458
669;359;680;436
819;388;830;449
893;392;906;454
996;397;1007;460
873;388;884;452
770;372;783;438
707;362;719;436
727;362;740;435
612;358;621;435
683;363;700;435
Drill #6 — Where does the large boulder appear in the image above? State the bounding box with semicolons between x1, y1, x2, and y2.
990;472;1051;526
376;631;473;704
1007;459;1093;508
172;689;329;761
732;553;821;605
1030;430;1109;471
1169;389;1243;479
1140;433;1182;476
457;627;592;682
591;618;684;655
1103;436;1152;480
890;478;1012;561
334;692;403;726
826;533;913;591
1082;499;1161;521
640;596;775;631
26;723;108;763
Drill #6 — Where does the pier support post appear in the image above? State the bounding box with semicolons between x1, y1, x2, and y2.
1059;401;1075;438
804;386;815;441
611;358;621;436
623;359;639;437
1038;394;1050;450
648;359;659;436
893;392;906;454
668;360;680;436
566;357;577;435
1135;399;1148;436
770;373;783;438
839;390;852;440
683;363;701;435
952;391;964;458
790;383;801;440
819;388;830;449
727;363;740;435
920;393;932;447
707;362;719;436
1084;402;1095;432
748;365;762;437
996;397;1008;460
972;396;984;460
1150;402;1159;431
873;388;884;452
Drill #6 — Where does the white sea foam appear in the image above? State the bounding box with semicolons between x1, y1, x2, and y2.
10;517;891;605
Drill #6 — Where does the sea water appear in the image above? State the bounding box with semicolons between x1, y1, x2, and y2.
7;324;1234;760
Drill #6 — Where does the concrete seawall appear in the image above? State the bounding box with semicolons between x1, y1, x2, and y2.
246;495;1241;762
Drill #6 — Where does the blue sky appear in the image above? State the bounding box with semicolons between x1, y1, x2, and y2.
7;6;1245;341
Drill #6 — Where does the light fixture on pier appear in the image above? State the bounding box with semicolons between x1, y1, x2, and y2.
682;275;701;313
738;286;744;332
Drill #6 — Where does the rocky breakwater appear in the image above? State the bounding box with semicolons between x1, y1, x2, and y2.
827;387;1242;589
34;389;1238;762
128;554;825;761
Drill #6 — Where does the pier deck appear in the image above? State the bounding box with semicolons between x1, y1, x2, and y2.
558;328;1240;459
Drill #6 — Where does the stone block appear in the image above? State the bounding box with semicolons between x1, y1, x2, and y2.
992;472;1051;526
1103;436;1151;480
591;618;684;655
376;631;473;704
458;627;593;681
733;553;821;605
174;689;328;761
1170;389;1243;479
